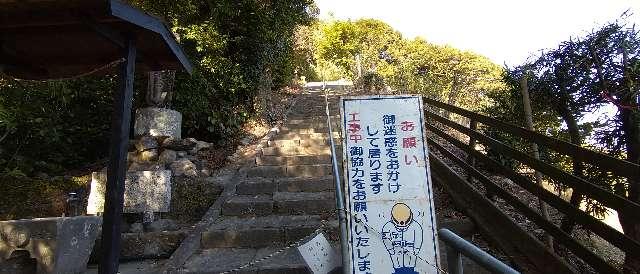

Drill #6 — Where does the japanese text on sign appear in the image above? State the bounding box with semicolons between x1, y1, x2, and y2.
341;95;440;274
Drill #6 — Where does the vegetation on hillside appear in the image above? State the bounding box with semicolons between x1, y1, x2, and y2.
0;0;317;176
299;18;505;111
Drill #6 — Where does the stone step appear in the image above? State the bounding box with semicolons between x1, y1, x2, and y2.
278;127;331;134
236;176;335;195
287;114;339;119
180;247;315;274
267;138;330;148
273;191;336;215
222;192;336;217
276;132;340;140
200;215;338;249
222;195;273;216
287;118;339;125
256;155;337;166
284;122;340;130
244;164;333;178
260;146;338;156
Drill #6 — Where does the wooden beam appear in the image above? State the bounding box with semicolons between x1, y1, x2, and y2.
428;137;621;273
99;35;136;274
426;110;640;219
426;122;640;256
429;152;575;274
423;96;639;180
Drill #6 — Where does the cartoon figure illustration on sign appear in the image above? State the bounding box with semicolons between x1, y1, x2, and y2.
382;202;423;274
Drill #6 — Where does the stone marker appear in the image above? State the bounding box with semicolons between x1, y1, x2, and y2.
0;216;101;274
134;107;182;139
86;170;172;214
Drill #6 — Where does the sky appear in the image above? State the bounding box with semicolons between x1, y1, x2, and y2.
315;0;640;66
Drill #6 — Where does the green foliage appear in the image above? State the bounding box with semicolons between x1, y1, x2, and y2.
481;19;640;221
312;19;505;110
0;0;316;176
0;76;121;175
0;173;87;220
355;71;386;93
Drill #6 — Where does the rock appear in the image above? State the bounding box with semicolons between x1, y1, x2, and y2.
169;159;197;177
127;151;139;163
147;219;178;232
139;149;159;162
130;222;144;233
158;149;177;165
134;107;182;138
87;170;172;214
142;211;155;224
135;135;159;152
161;137;196;151
128;162;162;172
188;138;212;154
185;155;198;162
177;151;187;158
240;137;252;146
0;216;101;274
200;169;212;177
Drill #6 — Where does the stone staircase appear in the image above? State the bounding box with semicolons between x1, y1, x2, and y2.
178;93;343;274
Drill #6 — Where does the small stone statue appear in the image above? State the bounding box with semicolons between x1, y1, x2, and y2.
146;70;175;108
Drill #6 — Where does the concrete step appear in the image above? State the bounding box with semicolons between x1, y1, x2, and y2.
276;132;340;140
260;146;338;156
222;195;274;216
277;176;336;193
180;247;318;274
267;139;330;148
288;114;339;119
256;155;334;166
244;164;333;178
278;127;331;134
222;192;336;216
236;176;335;195
200;215;338;249
273;191;335;215
284;121;340;130
287;118;339;125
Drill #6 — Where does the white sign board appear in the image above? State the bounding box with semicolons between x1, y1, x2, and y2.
340;95;440;274
298;233;340;274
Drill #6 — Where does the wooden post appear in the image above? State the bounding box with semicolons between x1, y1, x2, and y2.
466;119;477;182
520;75;554;252
99;36;136;274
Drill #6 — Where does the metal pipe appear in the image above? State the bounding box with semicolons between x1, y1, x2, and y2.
324;90;351;274
439;229;520;274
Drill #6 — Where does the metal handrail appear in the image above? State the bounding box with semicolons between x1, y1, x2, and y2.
324;90;350;274
439;228;520;274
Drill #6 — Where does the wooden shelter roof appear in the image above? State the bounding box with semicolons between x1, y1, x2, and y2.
0;0;193;80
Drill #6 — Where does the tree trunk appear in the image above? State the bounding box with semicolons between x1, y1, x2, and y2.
520;75;554;251
619;45;640;274
557;102;585;233
620;106;640;274
255;65;273;123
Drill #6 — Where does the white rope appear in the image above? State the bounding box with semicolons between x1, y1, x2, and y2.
4;58;126;82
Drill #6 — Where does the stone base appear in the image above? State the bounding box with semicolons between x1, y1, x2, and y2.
0;216;101;274
87;170;172;214
134;107;182;139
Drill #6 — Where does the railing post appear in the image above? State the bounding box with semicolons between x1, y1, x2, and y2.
446;245;463;274
466;119;477;182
